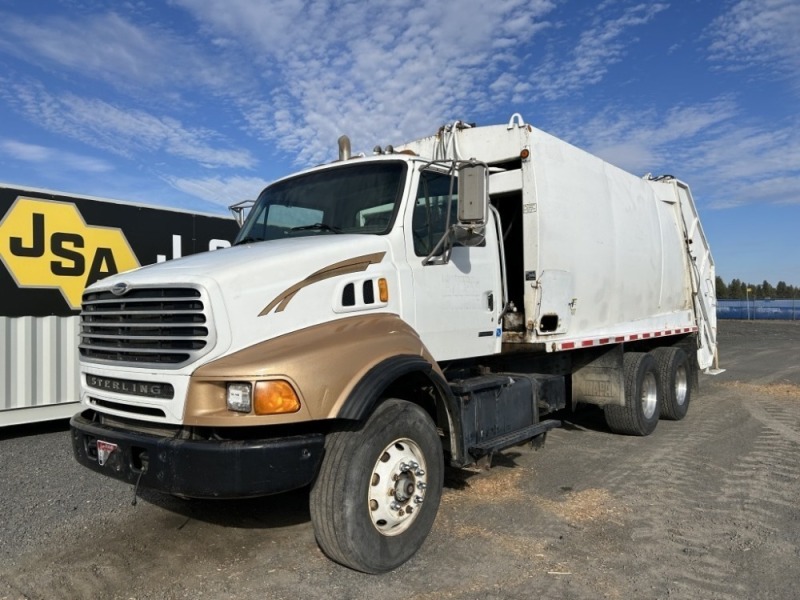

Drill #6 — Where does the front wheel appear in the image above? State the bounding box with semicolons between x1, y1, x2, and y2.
309;399;444;573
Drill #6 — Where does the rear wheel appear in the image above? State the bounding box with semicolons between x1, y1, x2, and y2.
604;352;661;436
309;398;444;573
650;347;691;420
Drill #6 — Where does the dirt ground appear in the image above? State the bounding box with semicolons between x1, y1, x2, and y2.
1;320;799;599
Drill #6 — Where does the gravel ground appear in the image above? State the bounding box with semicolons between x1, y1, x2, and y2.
1;320;799;599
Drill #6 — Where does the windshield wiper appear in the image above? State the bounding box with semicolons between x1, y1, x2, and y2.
234;236;260;246
289;223;342;234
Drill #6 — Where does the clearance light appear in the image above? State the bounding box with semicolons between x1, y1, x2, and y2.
255;381;301;415
226;382;252;413
378;278;389;303
520;147;531;160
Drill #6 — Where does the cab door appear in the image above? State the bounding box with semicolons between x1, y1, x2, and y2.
405;168;502;361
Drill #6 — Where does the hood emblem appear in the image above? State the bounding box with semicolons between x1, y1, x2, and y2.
110;282;130;296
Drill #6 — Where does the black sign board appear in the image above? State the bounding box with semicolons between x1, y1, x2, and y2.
0;186;240;317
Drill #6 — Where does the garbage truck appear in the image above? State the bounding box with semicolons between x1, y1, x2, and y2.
70;114;719;573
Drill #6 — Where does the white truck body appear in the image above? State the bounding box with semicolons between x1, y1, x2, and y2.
70;116;718;573
399;119;717;368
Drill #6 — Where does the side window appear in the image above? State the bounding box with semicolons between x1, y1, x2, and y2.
413;170;458;256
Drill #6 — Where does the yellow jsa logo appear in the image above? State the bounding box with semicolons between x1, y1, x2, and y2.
0;198;139;309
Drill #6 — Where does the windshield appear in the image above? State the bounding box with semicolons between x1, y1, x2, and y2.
235;161;407;244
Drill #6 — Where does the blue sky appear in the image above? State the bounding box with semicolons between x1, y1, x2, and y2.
0;0;797;286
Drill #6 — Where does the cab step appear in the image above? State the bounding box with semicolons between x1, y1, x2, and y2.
469;419;561;458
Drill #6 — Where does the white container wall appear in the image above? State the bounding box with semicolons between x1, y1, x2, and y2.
0;316;81;426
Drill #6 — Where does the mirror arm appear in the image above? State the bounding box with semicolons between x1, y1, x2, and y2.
422;228;453;266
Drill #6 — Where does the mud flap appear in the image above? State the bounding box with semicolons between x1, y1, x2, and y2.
571;344;625;408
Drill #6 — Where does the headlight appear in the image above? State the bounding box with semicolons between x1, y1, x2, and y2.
226;382;252;413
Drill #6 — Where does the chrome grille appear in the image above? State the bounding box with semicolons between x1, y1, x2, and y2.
80;287;213;368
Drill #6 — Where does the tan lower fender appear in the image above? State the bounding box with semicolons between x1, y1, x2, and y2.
185;313;439;426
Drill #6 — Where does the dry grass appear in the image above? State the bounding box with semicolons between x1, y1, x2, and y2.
535;488;626;524
443;464;624;525
443;520;547;556
460;467;527;502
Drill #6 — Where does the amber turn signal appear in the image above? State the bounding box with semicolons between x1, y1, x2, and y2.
378;278;389;302
254;380;301;414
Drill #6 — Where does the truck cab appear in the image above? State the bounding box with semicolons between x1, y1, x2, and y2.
71;148;519;572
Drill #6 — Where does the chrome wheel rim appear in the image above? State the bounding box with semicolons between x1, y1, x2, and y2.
368;438;428;536
641;372;658;419
674;364;688;406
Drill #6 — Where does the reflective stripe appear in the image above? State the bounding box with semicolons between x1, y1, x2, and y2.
552;326;698;352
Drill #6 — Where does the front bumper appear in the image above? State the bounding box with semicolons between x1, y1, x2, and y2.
70;411;325;499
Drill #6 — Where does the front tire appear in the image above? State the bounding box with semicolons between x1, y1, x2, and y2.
309;399;444;573
604;352;661;436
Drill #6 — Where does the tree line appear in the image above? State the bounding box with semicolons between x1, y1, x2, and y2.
716;276;798;300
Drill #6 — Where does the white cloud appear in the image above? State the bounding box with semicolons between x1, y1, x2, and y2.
0;11;246;94
573;97;739;173
165;174;269;207
0;139;113;173
0;1;676;177
556;97;799;209
685;123;800;208
2;0;794;216
174;0;558;163
707;0;800;89
2;82;255;169
532;3;669;101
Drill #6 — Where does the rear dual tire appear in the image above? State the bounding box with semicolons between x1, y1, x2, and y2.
651;346;692;420
604;352;661;436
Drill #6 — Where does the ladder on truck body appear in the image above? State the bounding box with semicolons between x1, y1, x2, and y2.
672;180;722;373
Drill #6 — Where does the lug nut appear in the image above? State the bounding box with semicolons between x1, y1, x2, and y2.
414;496;423;504
416;469;425;476
417;482;426;490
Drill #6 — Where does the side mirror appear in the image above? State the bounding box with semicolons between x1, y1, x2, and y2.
421;162;489;265
453;162;488;247
229;199;255;228
457;162;488;224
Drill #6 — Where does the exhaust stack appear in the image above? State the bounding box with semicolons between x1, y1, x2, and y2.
338;135;351;161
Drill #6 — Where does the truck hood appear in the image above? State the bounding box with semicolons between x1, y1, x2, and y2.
99;234;391;287
88;234;395;361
